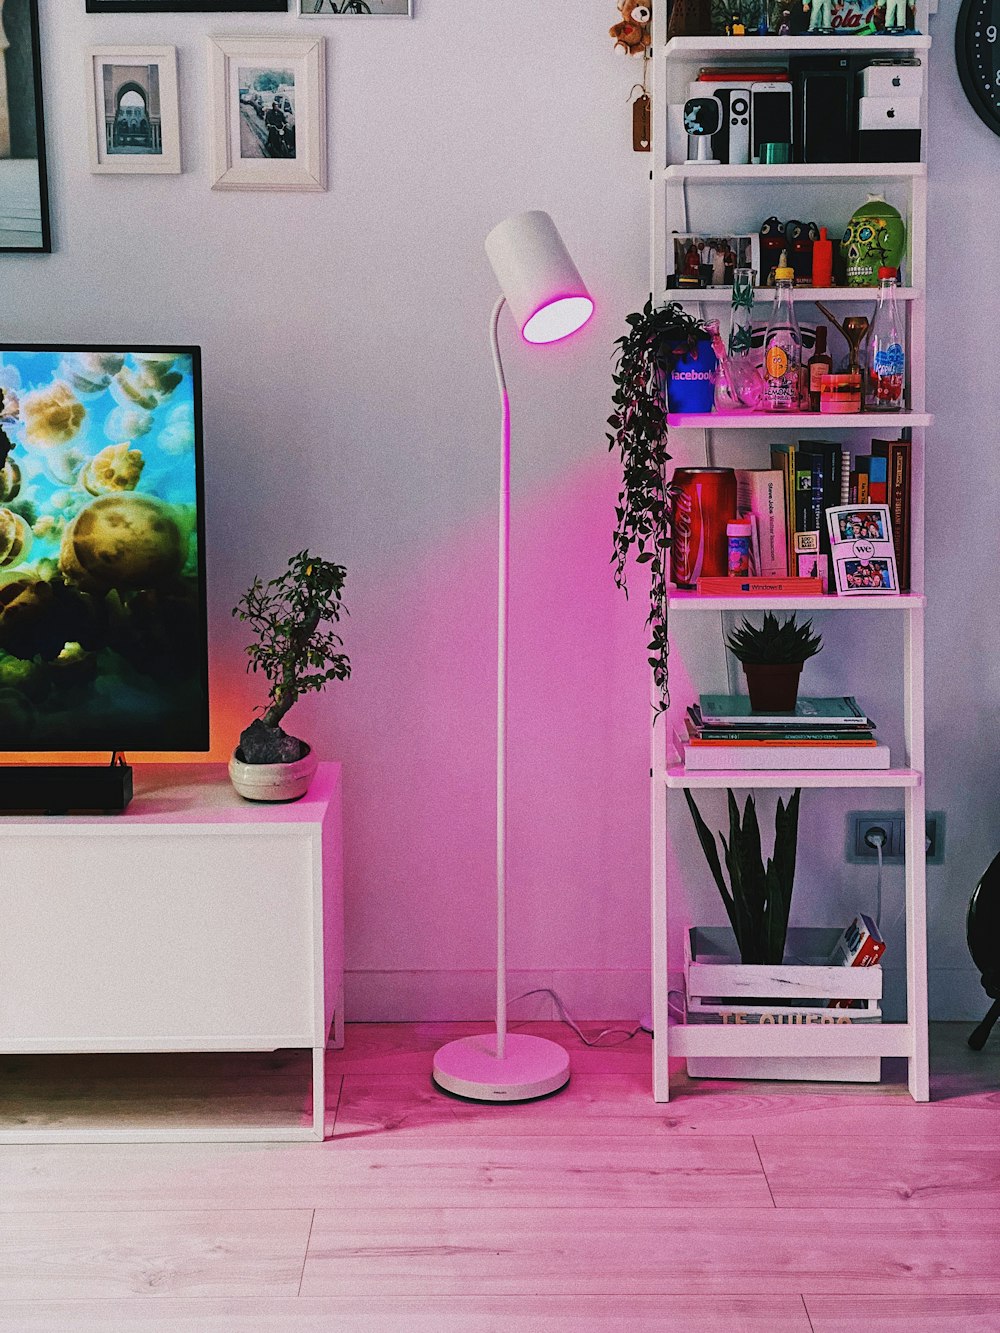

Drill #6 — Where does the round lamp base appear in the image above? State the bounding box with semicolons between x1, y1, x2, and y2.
432;1032;570;1103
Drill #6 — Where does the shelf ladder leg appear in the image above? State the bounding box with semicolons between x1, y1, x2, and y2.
312;1046;326;1140
651;715;670;1102
904;605;930;1101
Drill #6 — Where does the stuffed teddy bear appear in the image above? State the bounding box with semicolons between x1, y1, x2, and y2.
610;2;652;54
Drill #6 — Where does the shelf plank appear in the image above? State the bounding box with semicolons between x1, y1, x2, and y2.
663;765;922;789
667;591;926;612
668;1021;914;1058
663;35;932;58
666;411;932;429
661;287;921;304
664;162;926;183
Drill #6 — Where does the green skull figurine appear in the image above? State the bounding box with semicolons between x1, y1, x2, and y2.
841;195;906;287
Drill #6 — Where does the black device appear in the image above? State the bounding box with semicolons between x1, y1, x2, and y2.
703;86;752;165
967;850;1000;1050
956;0;1000;138
800;69;852;163
0;755;133;814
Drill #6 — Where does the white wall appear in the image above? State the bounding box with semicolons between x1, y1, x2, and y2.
4;1;993;1022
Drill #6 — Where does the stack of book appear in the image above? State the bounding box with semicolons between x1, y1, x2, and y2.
677;694;890;771
736;435;911;591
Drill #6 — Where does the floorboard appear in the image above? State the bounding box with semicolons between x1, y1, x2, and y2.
0;1021;997;1323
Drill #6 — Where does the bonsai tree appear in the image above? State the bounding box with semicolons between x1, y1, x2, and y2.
726;611;822;712
608;300;712;716
232;550;350;764
725;611;823;665
684;788;802;965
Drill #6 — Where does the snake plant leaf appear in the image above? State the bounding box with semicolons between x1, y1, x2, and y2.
684;790;740;941
763;790;801;964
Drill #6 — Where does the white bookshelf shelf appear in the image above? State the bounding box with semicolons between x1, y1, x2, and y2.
666;590;927;612
666;411;933;429
663;35;932;59
663;764;922;790
663;162;926;184
662;287;921;305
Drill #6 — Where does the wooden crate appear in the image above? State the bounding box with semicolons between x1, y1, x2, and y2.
683;926;882;1083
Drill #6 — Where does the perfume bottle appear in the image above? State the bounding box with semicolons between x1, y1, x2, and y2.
868;267;905;411
762;253;802;412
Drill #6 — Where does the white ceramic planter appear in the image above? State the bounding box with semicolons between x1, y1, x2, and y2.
228;745;318;803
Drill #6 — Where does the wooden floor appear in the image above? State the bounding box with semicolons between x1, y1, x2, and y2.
2;1022;1000;1331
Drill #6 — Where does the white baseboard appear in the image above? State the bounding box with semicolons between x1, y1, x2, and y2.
345;966;987;1024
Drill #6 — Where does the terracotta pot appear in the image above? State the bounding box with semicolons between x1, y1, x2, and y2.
742;662;803;713
228;743;317;802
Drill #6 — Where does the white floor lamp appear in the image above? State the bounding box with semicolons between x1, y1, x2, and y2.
432;211;594;1103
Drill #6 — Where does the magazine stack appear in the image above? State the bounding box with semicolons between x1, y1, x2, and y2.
678;694;890;771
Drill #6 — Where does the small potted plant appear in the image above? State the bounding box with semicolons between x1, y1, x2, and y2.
725;611;822;712
230;550;350;802
651;301;718;414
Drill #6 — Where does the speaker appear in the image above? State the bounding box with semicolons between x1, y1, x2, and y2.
0;764;134;814
800;70;852;162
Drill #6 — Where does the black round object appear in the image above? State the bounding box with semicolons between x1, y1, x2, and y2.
956;0;1000;138
968;849;1000;997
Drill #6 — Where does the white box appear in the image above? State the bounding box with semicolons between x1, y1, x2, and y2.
861;63;922;98
858;95;921;131
683;926;882;1083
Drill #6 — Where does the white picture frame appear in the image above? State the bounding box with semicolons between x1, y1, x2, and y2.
825;503;900;596
297;1;411;15
209;36;326;192
85;46;181;175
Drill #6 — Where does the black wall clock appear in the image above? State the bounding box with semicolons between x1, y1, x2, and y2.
957;0;1000;136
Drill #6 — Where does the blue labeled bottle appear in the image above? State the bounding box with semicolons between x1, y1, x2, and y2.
868;266;905;411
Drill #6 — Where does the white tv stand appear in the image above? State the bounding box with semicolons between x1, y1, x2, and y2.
0;763;343;1143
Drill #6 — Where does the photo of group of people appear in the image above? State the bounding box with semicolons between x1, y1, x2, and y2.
826;504;899;596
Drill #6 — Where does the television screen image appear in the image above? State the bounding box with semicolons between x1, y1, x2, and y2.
0;345;208;752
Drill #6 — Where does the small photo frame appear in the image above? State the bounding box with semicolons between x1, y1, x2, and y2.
669;233;759;289
298;0;411;13
826;504;899;596
209;36;326;192
85;47;181;174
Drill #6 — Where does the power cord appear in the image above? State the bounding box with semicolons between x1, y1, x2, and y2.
864;825;886;931
511;988;643;1047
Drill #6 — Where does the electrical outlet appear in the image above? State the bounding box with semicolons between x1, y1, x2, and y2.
846;811;944;865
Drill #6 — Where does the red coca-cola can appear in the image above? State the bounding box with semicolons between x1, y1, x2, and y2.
670;467;738;589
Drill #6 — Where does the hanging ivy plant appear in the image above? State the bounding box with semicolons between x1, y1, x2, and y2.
607;299;711;715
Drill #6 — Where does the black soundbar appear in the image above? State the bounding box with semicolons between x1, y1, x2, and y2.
0;764;134;814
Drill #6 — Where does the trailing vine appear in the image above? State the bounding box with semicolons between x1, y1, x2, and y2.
607;299;710;716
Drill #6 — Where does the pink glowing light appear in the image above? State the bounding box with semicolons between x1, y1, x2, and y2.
522;295;595;346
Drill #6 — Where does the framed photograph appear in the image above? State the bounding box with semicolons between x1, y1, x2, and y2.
826;504;899;596
209;36;325;192
669;234;759;289
298;1;410;13
0;0;51;253
85;47;181;174
86;3;288;13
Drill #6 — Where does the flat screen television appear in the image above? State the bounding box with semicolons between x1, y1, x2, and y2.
0;344;208;753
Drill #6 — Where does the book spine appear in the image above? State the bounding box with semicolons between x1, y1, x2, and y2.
681;743;891;771
893;440;911;591
840;447;851;504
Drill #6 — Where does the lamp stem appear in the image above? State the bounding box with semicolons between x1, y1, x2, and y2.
490;294;509;1062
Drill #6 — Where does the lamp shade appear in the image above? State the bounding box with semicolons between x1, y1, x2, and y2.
485;210;593;344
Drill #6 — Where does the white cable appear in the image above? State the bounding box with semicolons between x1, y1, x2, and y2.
511;988;643;1047
875;836;883;932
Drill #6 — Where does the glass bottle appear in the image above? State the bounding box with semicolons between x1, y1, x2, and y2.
807;325;833;412
762;254;802;412
868;266;905;411
728;266;756;359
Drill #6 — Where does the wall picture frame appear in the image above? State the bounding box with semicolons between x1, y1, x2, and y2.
85;46;181;174
0;0;51;253
297;1;411;15
209;36;325;192
86;3;288;13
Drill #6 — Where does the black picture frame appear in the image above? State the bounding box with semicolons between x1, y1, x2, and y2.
1;0;51;254
86;2;288;12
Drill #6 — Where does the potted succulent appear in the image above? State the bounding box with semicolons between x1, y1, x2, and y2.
609;299;715;716
230;550;350;802
725;611;822;712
